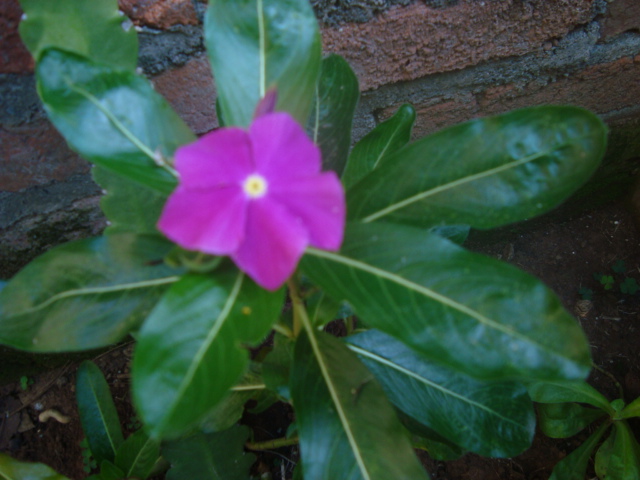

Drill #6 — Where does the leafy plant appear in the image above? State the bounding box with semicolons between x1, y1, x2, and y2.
593;260;638;296
0;0;610;478
530;380;640;479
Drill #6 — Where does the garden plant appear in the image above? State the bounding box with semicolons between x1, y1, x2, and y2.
0;0;612;478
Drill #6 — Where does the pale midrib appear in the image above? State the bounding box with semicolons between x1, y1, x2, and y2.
125;437;155;477
371;125;404;170
306;248;551;354
13;277;180;317
88;376;121;456
161;273;244;430
65;79;157;161
301;313;372;480
348;345;522;427
257;0;266;97
363;149;549;223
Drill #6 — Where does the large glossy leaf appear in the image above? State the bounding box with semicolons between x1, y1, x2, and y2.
307;54;359;175
549;423;609;480
164;425;255;480
205;0;321;127
0;234;181;351
347;106;607;229
76;361;124;465
93;167;166;236
37;49;195;195
19;0;138;70
347;329;535;457
0;453;70;480
342;104;416;189
605;422;640;480
528;380;613;413
536;402;606;438
301;222;591;381
291;329;429;480
132;271;283;438
114;430;160;480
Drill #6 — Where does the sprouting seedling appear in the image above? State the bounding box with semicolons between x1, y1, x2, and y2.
598;274;615;290
620;277;639;295
578;287;593;300
612;259;626;273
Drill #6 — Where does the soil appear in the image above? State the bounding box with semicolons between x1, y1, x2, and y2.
1;198;640;480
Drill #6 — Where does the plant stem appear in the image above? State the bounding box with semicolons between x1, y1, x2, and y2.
246;436;299;451
287;277;307;337
593;363;625;400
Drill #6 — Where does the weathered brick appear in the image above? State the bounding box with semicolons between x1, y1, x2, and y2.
600;0;640;41
1;0;34;74
118;0;199;29
0;121;89;192
380;54;640;138
151;55;218;134
322;0;597;91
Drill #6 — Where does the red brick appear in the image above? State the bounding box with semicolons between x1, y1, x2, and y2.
322;0;596;91
380;54;640;138
1;0;34;74
600;0;640;41
0;121;88;192
118;0;199;29
151;55;218;135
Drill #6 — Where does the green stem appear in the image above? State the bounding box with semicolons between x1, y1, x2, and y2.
288;278;306;337
593;363;625;400
246;436;299;451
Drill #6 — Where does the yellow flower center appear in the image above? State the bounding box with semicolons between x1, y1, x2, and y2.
243;174;268;198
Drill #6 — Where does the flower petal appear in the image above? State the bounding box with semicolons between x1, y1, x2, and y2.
175;128;254;188
249;112;321;179
232;198;308;290
271;172;345;250
158;186;246;254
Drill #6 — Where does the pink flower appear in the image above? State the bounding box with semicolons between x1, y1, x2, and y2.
158;112;345;290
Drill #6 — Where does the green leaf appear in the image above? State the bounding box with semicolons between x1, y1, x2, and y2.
536;402;607;438
76;361;124;465
205;0;321;127
347;329;535;457
37;49;195;195
132;271;283;438
549;423;610;480
621;396;640;419
595;430;616;479
114;430;160;480
620;277;639;295
262;333;294;401
0;453;71;480
164;426;255;480
342;104;416;189
93;167;166;236
0;234;181;351
528;380;613;413
301;222;591;381
605;422;640;480
19;0;138;70
291;329;429;480
95;461;124;480
347;106;607;229
307;54;359;175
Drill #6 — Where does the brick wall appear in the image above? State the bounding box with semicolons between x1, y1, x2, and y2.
2;0;640;276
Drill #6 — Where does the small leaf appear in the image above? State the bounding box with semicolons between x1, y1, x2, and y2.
291;329;429;480
528;380;613;414
133;271;283;438
620;396;640;419
549;423;610;480
620;277;639;295
307;54;359;175
347;106;607;229
114;430;160;480
612;259;626;273
19;0;138;70
76;361;124;465
605;421;640;480
536;402;606;438
302;222;591;381
601;275;614;290
347;329;535;457
164;426;255;480
93;167;166;236
262;333;295;401
0;234;181;351
205;0;321;127
343;104;416;189
595;430;615;479
37;49;195;195
0;453;71;480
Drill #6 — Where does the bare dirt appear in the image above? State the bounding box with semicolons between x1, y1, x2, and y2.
1;198;639;480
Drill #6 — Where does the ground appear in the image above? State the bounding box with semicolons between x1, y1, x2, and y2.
1;198;639;480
